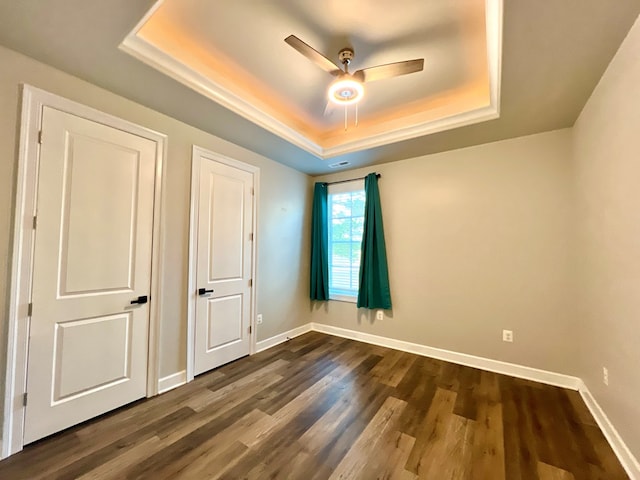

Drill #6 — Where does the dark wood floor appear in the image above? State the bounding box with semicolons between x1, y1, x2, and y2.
0;332;628;479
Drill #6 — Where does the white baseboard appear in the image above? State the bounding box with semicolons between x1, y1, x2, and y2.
256;323;313;352
158;370;187;394
578;382;640;480
310;323;581;390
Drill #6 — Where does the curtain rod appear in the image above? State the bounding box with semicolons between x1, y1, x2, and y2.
324;173;381;186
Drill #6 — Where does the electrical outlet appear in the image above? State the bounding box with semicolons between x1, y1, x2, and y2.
603;367;609;386
256;314;263;325
502;330;513;342
376;310;384;321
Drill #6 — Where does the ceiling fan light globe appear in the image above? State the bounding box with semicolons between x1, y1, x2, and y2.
328;78;364;105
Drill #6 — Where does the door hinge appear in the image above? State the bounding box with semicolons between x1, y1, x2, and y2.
249;279;252;287
251;187;254;195
23;392;28;407
38;130;43;144
249;325;252;335
32;216;37;229
249;233;253;241
27;303;33;317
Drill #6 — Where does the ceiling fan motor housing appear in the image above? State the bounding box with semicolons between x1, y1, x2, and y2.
328;49;362;104
338;48;354;65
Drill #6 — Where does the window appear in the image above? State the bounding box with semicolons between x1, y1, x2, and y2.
327;180;365;302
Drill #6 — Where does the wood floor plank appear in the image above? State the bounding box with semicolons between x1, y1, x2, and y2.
404;387;457;475
245;355;367;448
0;332;629;480
453;365;482;421
581;423;630;479
437;362;462;392
215;349;383;478
255;354;341;415
537;461;577;480
369;349;405;385
429;414;475;479
413;401;473;479
116;372;285;479
329;396;408;479
529;385;578;472
501;375;541;480
309;379;395;474
356;430;416;480
201;357;289;393
10;379;215;478
377;351;417;387
471;400;505;480
298;392;361;456
47;406;197;480
172;440;248;479
76;436;163;480
565;389;598;427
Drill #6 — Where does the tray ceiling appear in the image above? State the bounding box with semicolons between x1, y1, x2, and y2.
121;0;502;158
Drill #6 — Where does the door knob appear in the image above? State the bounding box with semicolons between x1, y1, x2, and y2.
130;295;148;305
198;288;214;295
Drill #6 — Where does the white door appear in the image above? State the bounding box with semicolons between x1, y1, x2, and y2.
194;155;254;375
24;106;157;444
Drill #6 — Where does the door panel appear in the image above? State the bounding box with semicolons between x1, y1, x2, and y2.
24;106;156;444
61;134;139;294
53;313;132;401
207;175;244;280
206;295;243;350
194;157;253;375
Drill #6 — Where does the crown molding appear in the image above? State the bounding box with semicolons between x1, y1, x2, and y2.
322;105;500;158
119;34;324;157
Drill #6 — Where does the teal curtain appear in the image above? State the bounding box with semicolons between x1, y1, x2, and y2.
310;182;329;300
357;174;392;309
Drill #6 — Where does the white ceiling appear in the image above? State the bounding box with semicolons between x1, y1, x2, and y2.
150;0;478;122
0;0;638;174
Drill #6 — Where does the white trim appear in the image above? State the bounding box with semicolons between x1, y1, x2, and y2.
2;85;166;459
321;106;500;159
486;0;503;115
186;146;259;382
578;382;640;480
185;148;198;383
146;98;166;399
157;370;187;394
3;84;38;459
309;323;581;390
256;324;314;353
329;294;357;304
119;1;503;159
119;34;323;158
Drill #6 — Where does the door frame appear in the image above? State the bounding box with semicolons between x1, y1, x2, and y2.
186;145;259;382
2;85;166;458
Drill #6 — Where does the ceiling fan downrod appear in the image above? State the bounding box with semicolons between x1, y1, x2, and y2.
338;48;354;74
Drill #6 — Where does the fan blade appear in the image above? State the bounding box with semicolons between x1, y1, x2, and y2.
353;59;424;83
285;35;342;76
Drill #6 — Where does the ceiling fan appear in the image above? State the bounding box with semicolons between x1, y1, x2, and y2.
284;34;424;107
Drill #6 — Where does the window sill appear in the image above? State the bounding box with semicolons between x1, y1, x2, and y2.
329;294;357;304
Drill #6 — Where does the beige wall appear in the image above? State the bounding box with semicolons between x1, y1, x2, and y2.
312;129;577;374
572;15;640;456
0;45;311;432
